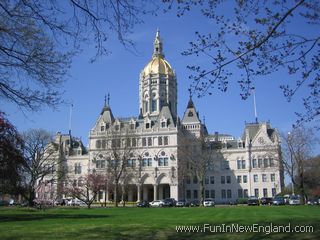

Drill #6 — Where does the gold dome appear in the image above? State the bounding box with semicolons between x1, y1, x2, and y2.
142;56;174;76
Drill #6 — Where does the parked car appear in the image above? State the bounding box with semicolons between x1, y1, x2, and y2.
163;198;176;207
150;200;164;207
136;200;150;207
0;200;9;206
9;199;15;206
247;196;260;206
176;199;189;207
272;196;285;205
260;197;273;205
189;200;200;207
307;198;319;205
203;198;215;207
289;195;301;205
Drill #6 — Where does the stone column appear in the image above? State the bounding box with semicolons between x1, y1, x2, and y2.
143;185;148;201
159;185;164;200
137;184;141;202
170;183;178;200
153;184;158;201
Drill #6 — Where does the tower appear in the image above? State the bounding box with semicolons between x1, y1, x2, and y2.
139;30;177;119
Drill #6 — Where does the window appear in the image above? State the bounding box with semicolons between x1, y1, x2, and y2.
210;190;215;198
100;125;105;131
193;176;198;184
243;189;248;198
272;188;276;197
262;174;267;182
186;190;191;199
115;125;120;131
226;176;231;184
263;188;268;197
161;121;166;128
238;189;243;198
227;189;232;198
221;189;226;199
164;136;169;145
237;176;242;183
270;158;275;167
258;158;262;168
271;174;275;182
193;190;198;199
146;123;150;129
252;159;257;168
221;176;225;184
142;158;152;167
254;188;259;198
96;140;101;149
144;101;148;113
263;158;269;168
205;190;210;198
105;123;110;129
223;160;230;170
241;160;246;169
142;138;146;146
132;138;137;147
253;174;258;182
158;137;163;145
243;175;248;183
237;159;246;169
186;176;191;184
188;111;193;117
130;123;135;130
127;159;136;167
148;137;152;146
159;157;168;166
96;160;106;169
237;160;241;169
102;139;106;149
152;97;157;112
74;163;81;174
210;176;215;184
205;177;209;185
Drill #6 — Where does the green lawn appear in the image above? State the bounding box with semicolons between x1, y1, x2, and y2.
0;206;319;240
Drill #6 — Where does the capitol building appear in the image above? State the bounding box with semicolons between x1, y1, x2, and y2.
43;31;284;204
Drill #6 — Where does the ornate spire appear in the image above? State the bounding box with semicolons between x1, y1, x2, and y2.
153;29;164;58
187;89;194;109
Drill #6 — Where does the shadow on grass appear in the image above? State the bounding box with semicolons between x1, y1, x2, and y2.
0;213;109;222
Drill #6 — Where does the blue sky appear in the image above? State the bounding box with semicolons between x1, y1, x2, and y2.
3;4;319;151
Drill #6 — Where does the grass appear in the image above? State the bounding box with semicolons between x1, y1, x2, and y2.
0;206;319;239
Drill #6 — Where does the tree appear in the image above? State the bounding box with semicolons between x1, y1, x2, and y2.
281;126;318;203
96;128;135;207
64;173;106;208
164;0;320;126
0;0;155;111
180;133;220;206
0;112;24;195
20;129;65;206
303;155;320;197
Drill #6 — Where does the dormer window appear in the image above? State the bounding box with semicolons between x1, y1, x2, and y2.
106;123;110;129
101;125;105;131
130;123;135;130
161;121;166;128
115;125;120;131
188;111;193;117
146;123;150;129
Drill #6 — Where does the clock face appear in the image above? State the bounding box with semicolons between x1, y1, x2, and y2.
258;137;265;144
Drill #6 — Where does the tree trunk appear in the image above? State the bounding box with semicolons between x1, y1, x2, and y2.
114;183;118;207
299;170;306;204
199;180;204;206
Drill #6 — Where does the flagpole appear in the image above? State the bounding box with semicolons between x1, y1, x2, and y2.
252;88;258;123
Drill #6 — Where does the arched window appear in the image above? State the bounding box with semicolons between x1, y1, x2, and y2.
151;93;157;112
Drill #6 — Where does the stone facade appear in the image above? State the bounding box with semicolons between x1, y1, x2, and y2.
40;31;284;203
